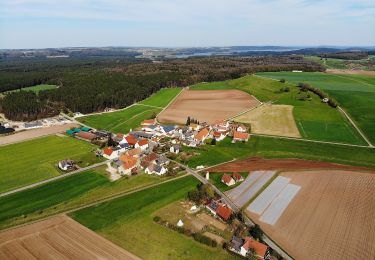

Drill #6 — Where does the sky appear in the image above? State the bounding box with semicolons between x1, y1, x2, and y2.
0;0;374;49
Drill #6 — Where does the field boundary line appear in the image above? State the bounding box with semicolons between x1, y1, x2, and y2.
0;173;189;233
227;100;264;121
136;103;163;109
337;106;373;147
0;160;109;198
156;88;184;124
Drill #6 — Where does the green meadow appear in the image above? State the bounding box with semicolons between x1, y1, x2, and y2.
77;88;181;133
140;87;182;107
192;75;365;145
0;168;169;229
181;136;375;169
0;135;101;193
71;176;235;260
6;84;58;94
257;72;375;144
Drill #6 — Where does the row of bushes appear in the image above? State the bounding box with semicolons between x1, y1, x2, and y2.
297;82;338;107
153;216;218;247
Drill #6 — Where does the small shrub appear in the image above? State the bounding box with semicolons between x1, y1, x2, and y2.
153;216;161;222
279;78;286;83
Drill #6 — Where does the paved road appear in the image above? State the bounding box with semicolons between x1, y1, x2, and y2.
338;106;373;147
0;160;109;198
173;160;294;260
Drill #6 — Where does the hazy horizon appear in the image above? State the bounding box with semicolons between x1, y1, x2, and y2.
1;0;374;49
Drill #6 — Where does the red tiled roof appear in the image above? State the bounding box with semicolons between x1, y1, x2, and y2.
141;119;155;126
119;154;138;169
221;174;234;184
233;172;243;181
233;131;249;140
242;237;268;258
194;128;209;141
143;152;158;163
103;147;113;156
213;131;222;137
127;148;142;156
137;139;148;146
116;133;124;139
75;131;96;140
125;135;138;145
216;205;232;221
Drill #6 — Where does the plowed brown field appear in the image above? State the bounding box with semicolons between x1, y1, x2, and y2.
208;157;375;173
157;89;260;124
0;215;140;260
248;170;375;260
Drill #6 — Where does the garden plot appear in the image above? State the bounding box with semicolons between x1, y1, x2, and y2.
226;171;276;207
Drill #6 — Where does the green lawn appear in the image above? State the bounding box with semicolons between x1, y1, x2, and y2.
71;176;235;260
0;168;168;229
192;75;365;145
140;87;182;107
6;84;58;94
0;135;101;193
181;137;375;169
77;104;161;133
209;172;248;192
257;72;375;144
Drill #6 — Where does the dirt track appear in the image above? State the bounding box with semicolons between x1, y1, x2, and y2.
0;123;78;146
158;89;260;124
207;157;375;173
248;170;375;260
0;215;140;260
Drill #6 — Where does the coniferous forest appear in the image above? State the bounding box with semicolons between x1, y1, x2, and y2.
0;56;323;121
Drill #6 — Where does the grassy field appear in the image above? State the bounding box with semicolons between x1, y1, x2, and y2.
6;84;58;94
71;176;236;260
257;72;375;144
0;135;101;193
140;87;182;107
77;88;181;133
192;75;365;145
77;104;161;133
180;136;375;169
0;168;169;229
209;172;248;192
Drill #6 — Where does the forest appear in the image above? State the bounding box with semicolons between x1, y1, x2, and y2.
0;55;324;121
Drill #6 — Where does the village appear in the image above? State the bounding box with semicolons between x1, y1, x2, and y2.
58;116;273;259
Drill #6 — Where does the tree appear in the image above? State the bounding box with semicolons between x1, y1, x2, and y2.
186;116;191;126
211;138;216;145
188;190;201;202
249;224;263;240
279;78;286;83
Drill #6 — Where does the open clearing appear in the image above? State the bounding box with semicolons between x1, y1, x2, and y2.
0;135;101;194
158;89;260;124
247;170;375;260
234;104;300;138
71;176;235;259
4;84;58;94
0;123;78;146
0;215;140;259
257;72;375;144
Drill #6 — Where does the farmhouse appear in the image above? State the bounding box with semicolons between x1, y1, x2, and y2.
233;131;250;142
135;139;149;150
125;134;138;146
118;154;138;175
236;125;247;133
241;237;270;259
127;147;143;157
232;173;244;182
221;174;236;186
103;147;119;160
194;128;210;143
213;131;227;141
216;205;233;221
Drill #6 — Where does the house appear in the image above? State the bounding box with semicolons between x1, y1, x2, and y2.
156;154;169;165
233;131;250;142
141;119;156;126
115;133;125;143
74;131;97;142
125;134;138;146
240;237;270;259
154;165;167;176
127;147;143;157
135;139;149;150
206;200;220;215
58;160;74;171
216;204;233;221
142;125;158;133
170;145;180;154
221;174;236;186
232;173;244;182
118;154;138;175
118;142;130;152
161;125;175;135
103;147;119;160
130;131;154;139
236;125;247;133
141;152;158;168
230;236;245;254
194;128;210;143
145;164;156;174
213;131;227;141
